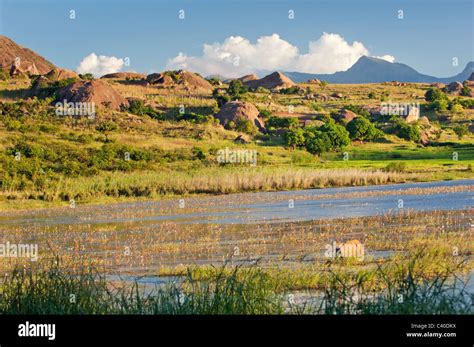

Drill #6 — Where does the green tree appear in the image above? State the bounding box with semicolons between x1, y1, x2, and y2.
284;128;306;149
95;121;118;142
235;118;257;135
228;80;248;99
305;132;331;155
393;120;421;142
425;88;448;102
319;119;350;150
453;125;469;139
346;117;380;141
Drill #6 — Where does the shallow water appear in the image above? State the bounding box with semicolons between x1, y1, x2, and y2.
0;179;472;226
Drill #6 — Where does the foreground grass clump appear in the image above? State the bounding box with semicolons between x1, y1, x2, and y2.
0;248;471;315
0;260;284;315
320;251;473;314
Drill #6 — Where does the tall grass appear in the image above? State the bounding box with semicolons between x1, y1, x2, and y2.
2;167;408;203
0;252;471;315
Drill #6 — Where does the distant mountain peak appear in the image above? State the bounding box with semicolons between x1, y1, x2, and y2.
285;57;474;84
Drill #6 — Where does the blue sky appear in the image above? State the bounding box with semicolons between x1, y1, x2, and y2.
0;0;472;77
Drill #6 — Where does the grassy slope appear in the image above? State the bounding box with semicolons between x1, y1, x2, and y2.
0;78;473;210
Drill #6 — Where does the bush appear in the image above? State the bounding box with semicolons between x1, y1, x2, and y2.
346;117;381;141
318;119;351;151
285;120;349;155
0;69;9;81
453;125;469;139
192;147;206;160
206;77;221;86
95;121;118;142
258;109;272;119
235;118;257;135
424;88;448;102
384;161;407;172
460;85;471;97
177;112;213;124
309;101;323;112
392;120;421;142
279;86;301;94
285;128;306;149
228;80;248;99
255;86;269;93
79;73;94;80
128;99;163;120
344;104;370;118
266;116;299;129
429;99;448;112
305;131;331;155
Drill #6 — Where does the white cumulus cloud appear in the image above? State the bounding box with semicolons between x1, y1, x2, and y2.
373;55;396;63
166;33;394;78
77;53;124;77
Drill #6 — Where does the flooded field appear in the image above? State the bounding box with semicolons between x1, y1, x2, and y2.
0;180;472;275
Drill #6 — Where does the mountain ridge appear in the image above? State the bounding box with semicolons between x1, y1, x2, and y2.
285;56;474;84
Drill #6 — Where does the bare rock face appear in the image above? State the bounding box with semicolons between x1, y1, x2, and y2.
145;70;212;92
238;74;258;83
0;35;55;76
101;72;146;80
334;109;358;123
244;71;296;91
405;107;420;123
307;79;321;84
430;82;445;89
30;76;50;95
447;81;463;94
45;68;79;81
234;134;251;144
56;80;129;110
418;116;430;126
215;101;265;130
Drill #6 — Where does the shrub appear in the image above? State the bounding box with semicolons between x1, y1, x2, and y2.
177;112;213;124
192;147;206;160
95;121;118;142
258;109;272;119
255;86;269;93
279;86;301;95
235;118;257;135
79;73;94;80
460;85;471;97
453;125;468;139
346;117;381;141
318;119;351;151
285;128;306;149
305;131;331;155
0;69;9;81
424;88;448;102
344;104;370;118
309;101;323;112
228;80;248;99
384;161;407;172
266;116;299;129
206;77;221;86
429;99;448;112
392;120;421;142
128;99;163;120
